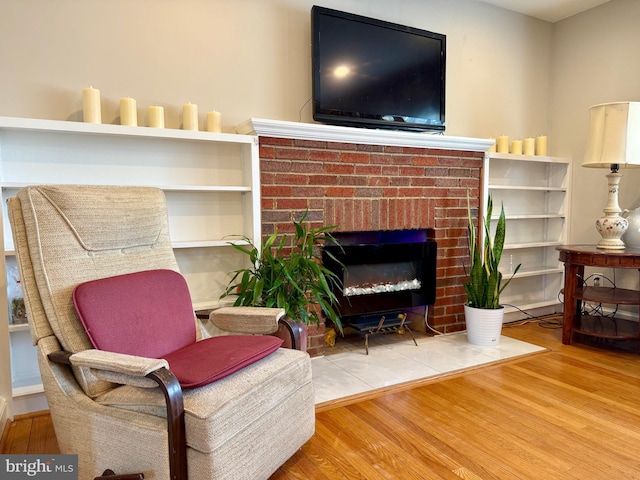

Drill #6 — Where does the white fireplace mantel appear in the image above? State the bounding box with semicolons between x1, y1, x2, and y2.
237;118;493;152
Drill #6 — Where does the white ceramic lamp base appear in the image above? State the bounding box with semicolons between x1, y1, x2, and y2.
595;171;628;250
596;216;628;249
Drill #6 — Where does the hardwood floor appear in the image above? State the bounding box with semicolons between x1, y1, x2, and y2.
273;320;640;479
3;320;640;479
0;409;58;455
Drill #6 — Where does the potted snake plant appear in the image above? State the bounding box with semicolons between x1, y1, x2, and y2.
221;211;344;348
463;193;520;345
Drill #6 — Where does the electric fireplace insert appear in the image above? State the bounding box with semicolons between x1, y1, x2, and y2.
322;229;437;328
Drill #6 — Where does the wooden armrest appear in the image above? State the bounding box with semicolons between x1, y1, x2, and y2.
275;317;307;351
146;368;187;480
48;350;72;365
49;350;187;480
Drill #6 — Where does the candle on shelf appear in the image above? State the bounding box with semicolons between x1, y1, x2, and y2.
523;137;535;156
511;139;523;155
120;97;137;126
536;135;548;156
82;87;101;124
487;137;496;153
148;106;165;128
183;103;198;131
496;135;509;153
206;110;222;133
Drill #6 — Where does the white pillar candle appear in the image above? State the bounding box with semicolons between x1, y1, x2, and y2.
120;97;137;126
206;110;222;133
82;87;101;124
536;135;548;156
511;139;523;155
148;106;165;128
183;103;198;131
523;137;535;156
496;135;509;153
487;137;496;153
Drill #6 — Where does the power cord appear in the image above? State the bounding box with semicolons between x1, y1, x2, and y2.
423;302;563;335
427;272;620;336
298;96;312;122
501;305;563;329
576;272;618;318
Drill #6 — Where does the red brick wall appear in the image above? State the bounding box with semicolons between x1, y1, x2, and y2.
258;135;484;356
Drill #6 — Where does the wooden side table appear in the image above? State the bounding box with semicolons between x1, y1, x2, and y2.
557;245;640;351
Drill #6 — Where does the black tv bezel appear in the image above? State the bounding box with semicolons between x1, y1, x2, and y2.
311;5;446;133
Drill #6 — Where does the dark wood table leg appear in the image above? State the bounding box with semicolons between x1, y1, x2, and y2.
562;263;584;345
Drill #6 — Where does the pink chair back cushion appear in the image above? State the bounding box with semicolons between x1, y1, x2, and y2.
73;269;197;358
73;269;284;388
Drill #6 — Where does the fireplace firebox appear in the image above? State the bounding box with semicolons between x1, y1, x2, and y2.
322;229;437;329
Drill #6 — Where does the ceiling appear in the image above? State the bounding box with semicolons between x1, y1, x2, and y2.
477;0;612;23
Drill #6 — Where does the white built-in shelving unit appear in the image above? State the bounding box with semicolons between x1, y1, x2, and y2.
0;116;260;416
483;152;572;316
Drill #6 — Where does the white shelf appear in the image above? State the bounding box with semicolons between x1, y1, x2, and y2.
0;115;257;145
484;152;571;315
172;239;250;249
489;185;567;192
8;323;29;333
6;238;251;254
504;241;564;249
500;265;564;277
13;383;44;398
487;152;568;163
0;116;261;410
502;213;566;220
192;300;226;311
2;182;252;193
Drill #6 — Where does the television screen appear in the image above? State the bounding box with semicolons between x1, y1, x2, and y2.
311;6;446;132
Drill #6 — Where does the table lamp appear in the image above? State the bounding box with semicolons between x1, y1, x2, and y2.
582;102;640;249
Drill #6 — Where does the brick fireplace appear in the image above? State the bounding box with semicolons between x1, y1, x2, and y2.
238;119;491;356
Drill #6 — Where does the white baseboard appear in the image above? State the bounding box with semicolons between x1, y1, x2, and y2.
12;391;48;416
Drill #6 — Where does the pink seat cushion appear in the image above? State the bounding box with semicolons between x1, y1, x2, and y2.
164;335;283;388
73;269;283;388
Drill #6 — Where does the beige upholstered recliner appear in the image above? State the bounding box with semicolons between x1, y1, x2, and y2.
8;185;315;480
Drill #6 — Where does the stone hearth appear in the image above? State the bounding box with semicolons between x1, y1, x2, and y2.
238;119;491;356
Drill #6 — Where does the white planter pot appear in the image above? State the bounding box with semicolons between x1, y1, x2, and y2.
464;305;504;346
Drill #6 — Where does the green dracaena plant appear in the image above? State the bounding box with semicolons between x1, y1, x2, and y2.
464;193;520;309
221;210;345;334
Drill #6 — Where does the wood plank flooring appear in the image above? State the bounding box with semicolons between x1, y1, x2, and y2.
0;409;58;455
272;320;640;479
3;320;640;479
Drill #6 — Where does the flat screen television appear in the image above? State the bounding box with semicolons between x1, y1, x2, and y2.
311;6;446;132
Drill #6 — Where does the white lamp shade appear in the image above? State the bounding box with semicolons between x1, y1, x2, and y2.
583;101;640;168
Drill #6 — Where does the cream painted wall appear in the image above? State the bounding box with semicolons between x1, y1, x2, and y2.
551;0;640;295
0;0;552;139
551;0;640;243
